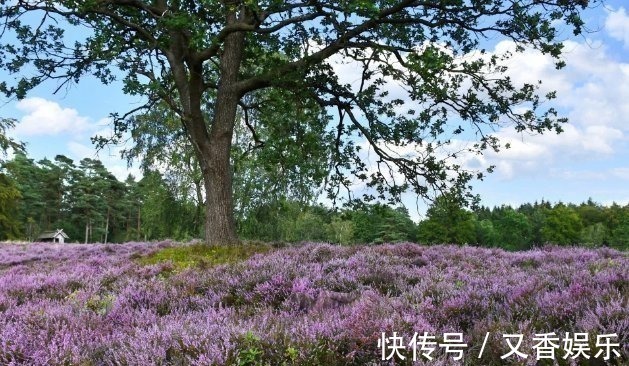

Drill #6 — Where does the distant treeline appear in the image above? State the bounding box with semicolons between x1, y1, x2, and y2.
239;196;628;250
0;152;627;250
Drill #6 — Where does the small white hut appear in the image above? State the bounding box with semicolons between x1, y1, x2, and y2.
37;229;69;243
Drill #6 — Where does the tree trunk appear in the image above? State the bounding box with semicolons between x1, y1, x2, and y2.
104;208;109;244
201;158;238;245
165;8;246;246
201;10;246;246
194;178;203;235
192;86;240;245
137;207;141;241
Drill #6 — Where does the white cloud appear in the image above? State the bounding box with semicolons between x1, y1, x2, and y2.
323;34;629;195
493;40;572;97
13;97;91;136
605;7;629;47
67;141;95;159
332;37;629;186
92;127;117;141
9;97;139;181
580;126;624;154
454;39;629;180
67;140;140;180
463;123;624;180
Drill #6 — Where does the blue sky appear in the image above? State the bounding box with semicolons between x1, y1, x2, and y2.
1;2;628;221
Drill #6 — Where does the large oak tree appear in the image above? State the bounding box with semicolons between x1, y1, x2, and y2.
0;0;595;245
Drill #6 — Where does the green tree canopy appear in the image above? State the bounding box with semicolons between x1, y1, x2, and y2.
418;193;476;244
0;172;21;239
0;118;24;161
494;207;532;250
124;89;332;226
541;204;583;245
608;204;629;250
0;0;597;245
351;203;416;244
475;219;498;247
0;118;24;239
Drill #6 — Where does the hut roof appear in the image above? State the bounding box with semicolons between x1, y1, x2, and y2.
37;229;69;240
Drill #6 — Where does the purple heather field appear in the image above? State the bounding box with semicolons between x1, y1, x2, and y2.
0;241;626;365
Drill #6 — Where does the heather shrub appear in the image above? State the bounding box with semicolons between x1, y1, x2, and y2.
0;241;626;365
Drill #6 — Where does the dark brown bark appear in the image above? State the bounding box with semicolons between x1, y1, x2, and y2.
201;157;238;245
168;8;245;246
199;9;245;245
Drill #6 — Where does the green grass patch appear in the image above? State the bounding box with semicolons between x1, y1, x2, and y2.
137;242;273;270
